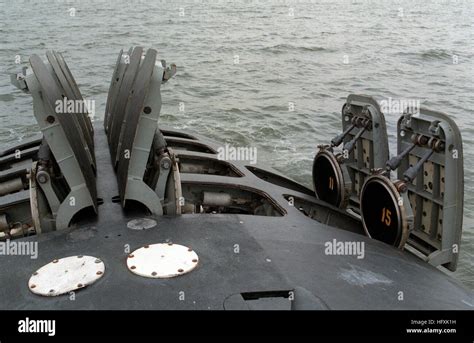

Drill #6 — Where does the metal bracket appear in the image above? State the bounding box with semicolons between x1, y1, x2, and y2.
155;154;172;200
165;148;182;215
397;108;464;271
36;168;61;216
340;94;390;212
11;52;97;230
10;67;28;91
106;47;176;215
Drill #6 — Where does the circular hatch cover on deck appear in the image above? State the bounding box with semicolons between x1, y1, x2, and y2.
127;218;157;230
127;243;199;278
28;255;105;296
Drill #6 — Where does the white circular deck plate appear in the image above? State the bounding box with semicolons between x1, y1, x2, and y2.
127;218;157;230
127;243;199;278
28;255;105;296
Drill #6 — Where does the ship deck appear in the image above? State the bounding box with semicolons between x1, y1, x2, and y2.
0;124;472;310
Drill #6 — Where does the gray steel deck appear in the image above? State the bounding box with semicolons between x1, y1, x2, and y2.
0;123;472;310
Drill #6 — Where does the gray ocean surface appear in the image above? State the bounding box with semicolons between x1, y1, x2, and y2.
0;0;473;289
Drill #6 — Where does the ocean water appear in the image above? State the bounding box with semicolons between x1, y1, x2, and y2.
0;0;473;289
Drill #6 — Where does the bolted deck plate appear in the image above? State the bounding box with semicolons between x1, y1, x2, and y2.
127;243;199;278
28;255;105;296
127;218;157;230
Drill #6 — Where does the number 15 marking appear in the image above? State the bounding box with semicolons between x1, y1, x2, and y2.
381;207;392;226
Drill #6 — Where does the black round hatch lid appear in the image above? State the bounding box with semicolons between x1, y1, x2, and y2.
312;150;345;208
360;175;408;248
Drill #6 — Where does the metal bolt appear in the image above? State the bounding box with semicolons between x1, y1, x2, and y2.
30;284;36;289
168;242;173;246
96;271;103;275
161;160;170;170
49;289;54;293
151;272;157;276
131;266;136;270
394;180;408;193
192;259;198;263
46;116;56;124
188;248;192;252
178;269;184;273
77;255;83;258
77;283;83;288
52;259;58;263
33;272;38;276
144;245;149;249
37;173;48;184
128;254;134;258
95;259;101;264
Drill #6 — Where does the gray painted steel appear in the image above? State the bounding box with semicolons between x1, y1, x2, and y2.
104;49;124;134
342;94;390;210
21;54;98;229
46;51;95;166
0;122;472;310
29;55;97;204
116;49;158;207
107;47;143;165
397;109;464;271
